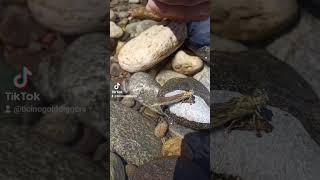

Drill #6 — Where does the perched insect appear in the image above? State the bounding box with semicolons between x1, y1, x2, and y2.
212;94;273;137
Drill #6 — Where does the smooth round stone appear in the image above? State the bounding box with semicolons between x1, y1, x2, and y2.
121;95;136;108
110;21;123;38
118;22;187;72
125;20;158;38
212;0;298;41
33;112;80;144
171;50;204;75
110;152;126;180
166;90;210;129
193;65;210;91
28;0;107;34
128;72;160;107
131;156;210;180
211;34;248;53
155;69;187;86
158;78;210;130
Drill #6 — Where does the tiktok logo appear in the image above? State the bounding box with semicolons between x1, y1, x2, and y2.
13;66;32;89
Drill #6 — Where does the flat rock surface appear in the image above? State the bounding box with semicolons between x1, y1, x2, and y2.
131;156;210;180
211;90;320;180
37;33;109;136
0;123;105;180
267;11;320;98
110;101;162;166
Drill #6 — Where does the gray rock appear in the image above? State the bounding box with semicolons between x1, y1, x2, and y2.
211;90;320;180
211;34;248;53
117;11;129;18
110;101;162;166
121;95;135;108
73;126;104;154
0;6;33;47
125;20;158;38
110;21;123;38
128;72;161;107
155;69;187;86
169;123;195;139
110;152;126;180
0;123;105;179
28;0;107;34
212;0;298;41
267;11;320;98
36;33;109;137
33;112;80;144
131;156;210;180
193;65;210;91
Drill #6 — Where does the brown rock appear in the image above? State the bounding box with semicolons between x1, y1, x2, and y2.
212;0;298;41
154;120;169;138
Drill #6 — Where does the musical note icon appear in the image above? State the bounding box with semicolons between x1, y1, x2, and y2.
13;66;32;89
114;82;120;90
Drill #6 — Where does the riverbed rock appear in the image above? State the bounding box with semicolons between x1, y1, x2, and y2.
110;101;162;166
154;120;169;138
0;123;105;179
193;65;210;91
125;20;158;38
33;112;80;144
0;6;34;47
110;21;123;38
155;69;187;86
159;78;210;130
211;34;248;53
110;152;126;180
128;72;161;107
212;0;298;41
28;0;107;34
171;50;203;75
267;11;320;98
118;22;187;72
211;90;320;180
131;156;210;180
36;33;108;136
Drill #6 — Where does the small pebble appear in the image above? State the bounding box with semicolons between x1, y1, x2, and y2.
154;120;169;138
121;96;136;108
125;164;138;178
110;21;123;38
110;63;121;76
129;0;140;4
172;50;203;75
